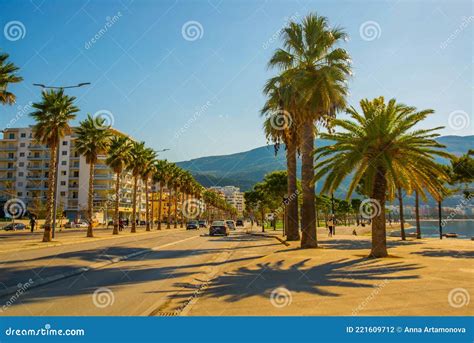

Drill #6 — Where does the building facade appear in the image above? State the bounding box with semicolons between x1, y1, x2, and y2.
208;185;245;216
0;127;146;223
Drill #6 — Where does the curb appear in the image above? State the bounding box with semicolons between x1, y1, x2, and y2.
0;235;199;299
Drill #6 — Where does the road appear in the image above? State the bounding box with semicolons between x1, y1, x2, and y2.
0;226;283;316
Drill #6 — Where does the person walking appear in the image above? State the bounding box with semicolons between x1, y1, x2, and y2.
30;216;36;232
328;216;334;237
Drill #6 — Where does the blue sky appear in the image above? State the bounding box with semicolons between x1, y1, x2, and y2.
1;0;472;162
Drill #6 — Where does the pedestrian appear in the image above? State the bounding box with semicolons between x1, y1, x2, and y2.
352;229;357;236
30;216;36;232
328;216;334;237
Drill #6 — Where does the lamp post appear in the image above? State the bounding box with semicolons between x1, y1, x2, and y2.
33;82;90;238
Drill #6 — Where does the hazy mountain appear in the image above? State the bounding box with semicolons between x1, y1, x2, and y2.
176;136;473;196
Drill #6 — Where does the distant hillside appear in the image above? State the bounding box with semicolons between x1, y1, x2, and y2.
177;136;473;197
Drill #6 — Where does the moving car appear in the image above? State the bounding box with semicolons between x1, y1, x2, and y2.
198;220;207;228
226;220;236;230
209;220;229;236
186;220;199;230
236;219;244;227
2;223;27;231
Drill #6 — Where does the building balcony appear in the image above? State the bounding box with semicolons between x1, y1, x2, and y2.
27;156;50;160
28;145;48;150
26;185;48;191
27;175;47;180
0;167;16;171
0;157;17;161
0;177;15;181
0;146;17;151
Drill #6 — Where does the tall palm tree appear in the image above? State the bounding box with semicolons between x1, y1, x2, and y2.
314;97;452;257
30;89;79;242
75;115;112;237
140;148;157;231
414;190;421;239
171;168;184;228
106;135;132;235
128;141;147;233
397;187;406;240
153;160;169;230
268;13;351;248
262;76;300;241
0;53;23;105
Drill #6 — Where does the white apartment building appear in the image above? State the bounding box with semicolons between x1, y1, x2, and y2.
0;127;146;223
209;185;245;216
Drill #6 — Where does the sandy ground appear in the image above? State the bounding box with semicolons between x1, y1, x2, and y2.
186;233;473;316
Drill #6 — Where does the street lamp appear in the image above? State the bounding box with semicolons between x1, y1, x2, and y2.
33;82;90;238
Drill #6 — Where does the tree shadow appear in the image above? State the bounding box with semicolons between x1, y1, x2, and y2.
173;257;421;303
319;239;422;251
411;248;474;259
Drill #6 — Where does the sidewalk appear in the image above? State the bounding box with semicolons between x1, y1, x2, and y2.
186;234;473;316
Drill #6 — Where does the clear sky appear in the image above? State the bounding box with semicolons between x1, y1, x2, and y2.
1;0;472;162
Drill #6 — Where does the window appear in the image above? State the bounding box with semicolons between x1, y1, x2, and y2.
61;161;67;165
7;172;12;178
20;142;25;147
62;141;68;146
18;172;23;177
19;162;24;167
73;171;79;177
17;192;22;196
60;191;66;196
61;171;67;176
62;150;67;156
8;133;15;139
20;133;26;138
60;181;66;186
19;152;25;157
8;153;14;158
17;182;23;187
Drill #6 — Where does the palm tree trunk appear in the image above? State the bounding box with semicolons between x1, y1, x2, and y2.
86;163;95;237
180;192;184;228
415;190;421;239
158;182;163;230
113;171;121;235
286;137;300;241
370;167;388;258
150;186;154;230
174;188;178;228
131;176;138;233
145;178;150;231
438;200;443;239
167;185;171;229
398;187;406;240
42;144;57;242
300;121;317;248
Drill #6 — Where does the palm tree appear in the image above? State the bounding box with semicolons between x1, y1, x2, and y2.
140;148;157;231
153;160;169;230
106;135;132;235
262;77;300;241
30;89;79;242
314;97;452;257
170;168;184;228
0;53;23;105
75;115;112;237
397;187;406;240
268;13;351;248
414;190;421;239
128;141;147;233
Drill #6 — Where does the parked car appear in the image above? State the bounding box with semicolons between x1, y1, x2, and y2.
209;220;229;236
2;223;26;231
236;219;244;227
198;220;207;228
186;220;199;230
226;220;236;230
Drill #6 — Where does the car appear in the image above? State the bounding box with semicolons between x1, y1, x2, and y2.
77;221;89;228
186;220;199;230
236;219;244;227
226;220;236;230
209;220;229;236
198;220;207;228
2;223;27;231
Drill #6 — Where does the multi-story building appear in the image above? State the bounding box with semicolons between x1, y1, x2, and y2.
0;127;146;223
209;185;245;216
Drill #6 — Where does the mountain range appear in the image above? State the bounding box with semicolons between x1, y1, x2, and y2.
176;135;473;198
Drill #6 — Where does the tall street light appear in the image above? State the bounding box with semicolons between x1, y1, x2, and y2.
33;82;90;238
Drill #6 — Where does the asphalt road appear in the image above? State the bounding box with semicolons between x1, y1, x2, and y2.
0;226;282;315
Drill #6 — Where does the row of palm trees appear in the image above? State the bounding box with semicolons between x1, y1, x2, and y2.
261;13;452;257
26;89;235;242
